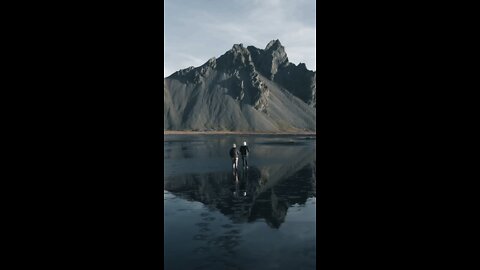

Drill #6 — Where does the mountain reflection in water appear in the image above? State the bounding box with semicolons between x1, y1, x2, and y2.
164;135;316;270
164;135;316;228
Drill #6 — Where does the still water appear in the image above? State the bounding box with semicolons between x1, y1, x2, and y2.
164;134;316;270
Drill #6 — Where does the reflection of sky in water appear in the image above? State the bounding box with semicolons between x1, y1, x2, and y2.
164;135;316;270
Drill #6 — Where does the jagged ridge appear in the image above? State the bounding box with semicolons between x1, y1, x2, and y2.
164;40;316;132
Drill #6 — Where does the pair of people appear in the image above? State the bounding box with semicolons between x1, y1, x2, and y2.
229;141;250;172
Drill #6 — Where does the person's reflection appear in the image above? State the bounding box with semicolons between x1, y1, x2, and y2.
233;171;248;198
241;169;248;197
232;173;239;197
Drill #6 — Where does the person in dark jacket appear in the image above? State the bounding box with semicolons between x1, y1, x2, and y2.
239;141;250;169
229;143;239;172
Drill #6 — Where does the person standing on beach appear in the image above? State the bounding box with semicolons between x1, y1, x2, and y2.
240;141;250;169
229;144;239;173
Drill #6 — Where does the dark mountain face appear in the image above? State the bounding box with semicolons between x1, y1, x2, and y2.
164;40;316;132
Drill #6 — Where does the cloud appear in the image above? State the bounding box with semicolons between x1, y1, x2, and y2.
164;0;316;77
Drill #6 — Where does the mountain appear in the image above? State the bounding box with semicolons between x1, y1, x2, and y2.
164;40;316;132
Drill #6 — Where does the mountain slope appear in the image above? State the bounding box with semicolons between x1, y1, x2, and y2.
164;40;316;132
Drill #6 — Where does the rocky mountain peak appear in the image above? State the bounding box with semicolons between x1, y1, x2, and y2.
228;43;252;58
207;57;216;64
204;57;217;68
172;66;195;77
265;39;282;50
298;63;307;70
251;40;289;80
218;43;254;70
232;43;245;51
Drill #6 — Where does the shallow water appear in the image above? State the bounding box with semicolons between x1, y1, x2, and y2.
164;134;316;270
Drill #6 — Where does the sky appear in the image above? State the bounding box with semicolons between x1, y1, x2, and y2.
164;0;316;77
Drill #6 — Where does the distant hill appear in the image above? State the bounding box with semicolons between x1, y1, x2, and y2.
164;40;316;132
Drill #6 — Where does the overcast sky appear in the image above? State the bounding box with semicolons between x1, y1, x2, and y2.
164;0;316;77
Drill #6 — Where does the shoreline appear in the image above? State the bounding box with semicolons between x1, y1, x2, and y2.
164;130;316;136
